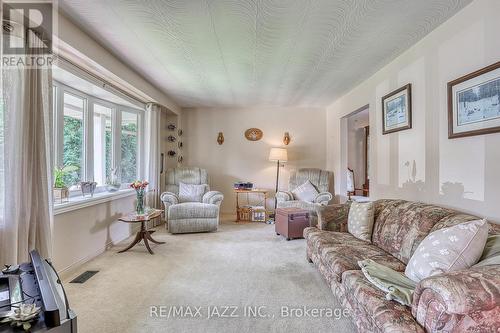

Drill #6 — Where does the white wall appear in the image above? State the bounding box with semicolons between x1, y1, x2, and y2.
183;107;326;214
327;0;500;222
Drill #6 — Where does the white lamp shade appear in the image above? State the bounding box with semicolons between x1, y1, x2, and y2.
269;148;288;162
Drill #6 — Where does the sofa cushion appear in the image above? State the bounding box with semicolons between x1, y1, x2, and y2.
474;234;500;267
304;229;406;282
168;202;219;220
321;241;407;282
304;228;368;254
342;270;424;333
372;200;458;264
348;201;375;242
405;219;489;282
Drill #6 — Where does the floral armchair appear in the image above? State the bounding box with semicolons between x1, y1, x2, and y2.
276;168;333;226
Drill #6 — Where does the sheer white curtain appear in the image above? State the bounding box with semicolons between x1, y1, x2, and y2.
144;103;162;218
0;30;53;264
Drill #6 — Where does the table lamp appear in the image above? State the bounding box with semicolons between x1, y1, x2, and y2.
269;148;288;216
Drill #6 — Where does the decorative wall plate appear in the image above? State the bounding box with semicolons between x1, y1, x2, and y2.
167;150;177;157
178;156;183;163
167;123;176;131
244;128;263;141
167;135;177;142
178;141;183;149
178;129;183;136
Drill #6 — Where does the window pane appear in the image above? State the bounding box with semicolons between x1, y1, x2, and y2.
93;104;112;186
120;111;138;183
63;92;84;187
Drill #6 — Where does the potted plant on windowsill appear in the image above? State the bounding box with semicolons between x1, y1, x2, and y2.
106;167;121;192
53;165;79;203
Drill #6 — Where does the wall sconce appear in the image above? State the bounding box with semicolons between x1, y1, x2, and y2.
283;132;291;145
217;132;224;145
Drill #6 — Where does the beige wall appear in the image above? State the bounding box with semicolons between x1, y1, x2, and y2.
182;107;326;214
327;0;500;222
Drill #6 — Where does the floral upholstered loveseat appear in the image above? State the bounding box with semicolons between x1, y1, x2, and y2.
305;199;500;333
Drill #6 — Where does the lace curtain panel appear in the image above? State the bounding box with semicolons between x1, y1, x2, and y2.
0;30;53;264
144;103;162;227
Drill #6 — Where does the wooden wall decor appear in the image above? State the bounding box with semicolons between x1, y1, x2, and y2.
244;128;263;141
283;132;291;145
217;132;224;145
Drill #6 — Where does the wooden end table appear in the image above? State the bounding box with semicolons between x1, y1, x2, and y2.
118;209;165;254
234;189;269;222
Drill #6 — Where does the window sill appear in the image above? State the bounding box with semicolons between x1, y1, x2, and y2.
54;189;136;215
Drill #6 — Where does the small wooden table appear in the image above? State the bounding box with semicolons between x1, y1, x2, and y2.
118;210;165;254
235;189;269;222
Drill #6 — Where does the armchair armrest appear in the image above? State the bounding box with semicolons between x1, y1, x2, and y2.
160;192;179;207
317;203;351;232
412;265;500;332
276;191;294;202
314;192;333;205
202;191;224;206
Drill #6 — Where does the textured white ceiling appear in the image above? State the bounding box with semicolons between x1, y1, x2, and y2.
60;0;471;108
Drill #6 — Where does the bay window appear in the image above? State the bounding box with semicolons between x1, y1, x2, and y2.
53;82;143;199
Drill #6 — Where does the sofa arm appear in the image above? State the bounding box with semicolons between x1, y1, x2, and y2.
317;203;350;232
160;192;179;208
276;191;293;202
314;192;333;205
412;265;500;332
202;191;224;206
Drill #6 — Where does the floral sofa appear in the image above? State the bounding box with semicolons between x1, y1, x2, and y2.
304;199;500;333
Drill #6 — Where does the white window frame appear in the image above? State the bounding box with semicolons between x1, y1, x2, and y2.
53;81;144;198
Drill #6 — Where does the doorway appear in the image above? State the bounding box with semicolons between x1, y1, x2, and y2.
342;105;370;202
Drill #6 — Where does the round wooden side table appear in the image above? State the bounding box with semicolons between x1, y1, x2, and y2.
118;209;165;254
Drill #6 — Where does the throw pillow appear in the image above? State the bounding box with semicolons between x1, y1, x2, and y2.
347;201;375;242
405;219;489;282
291;180;319;202
178;182;206;203
474;234;500;267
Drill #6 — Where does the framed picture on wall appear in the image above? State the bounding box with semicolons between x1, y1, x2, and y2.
382;84;412;134
448;61;500;139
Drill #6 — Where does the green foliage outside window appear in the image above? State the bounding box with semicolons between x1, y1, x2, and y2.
120;122;137;184
63;116;83;186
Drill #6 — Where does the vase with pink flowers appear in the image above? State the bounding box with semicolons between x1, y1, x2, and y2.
130;180;149;215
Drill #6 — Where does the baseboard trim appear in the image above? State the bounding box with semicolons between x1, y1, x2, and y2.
58;224;141;281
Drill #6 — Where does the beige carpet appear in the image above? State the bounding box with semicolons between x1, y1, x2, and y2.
64;219;356;333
